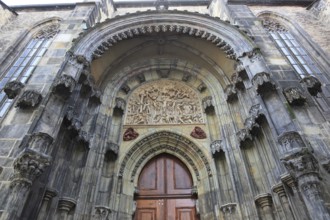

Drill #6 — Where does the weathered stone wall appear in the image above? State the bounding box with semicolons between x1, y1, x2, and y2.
0;3;16;27
249;5;330;57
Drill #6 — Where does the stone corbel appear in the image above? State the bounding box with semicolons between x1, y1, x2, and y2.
52;74;76;99
58;197;76;217
10;148;51;188
252;72;275;95
191;186;198;197
224;84;238;102
210;140;224;156
95;206;111;220
16;90;42;109
283;87;306;106
4;80;24;99
244;116;260;136
90;88;102;104
280;173;298;191
220;203;237;215
106;141;119;155
300;75;322;96
236;128;252;147
231;72;245;90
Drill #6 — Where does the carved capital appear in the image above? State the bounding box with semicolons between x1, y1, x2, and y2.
11;149;51;188
115;97;126;111
252;72;275;95
202;96;214;111
95;206;111;220
21;132;53;155
236;128;252;146
278;131;306;151
4;80;24;99
300;75;322;96
43;188;58;201
123;128;139;141
16;90;42;108
272;183;286;198
53;74;76;99
106;141;119;155
58;197;76;213
281;173;297;190
281;148;319;179
210;140;224;155
76;130;90;146
255;193;273;209
224;84;237;102
220;203;237;215
190;126;207;139
283;87;306;106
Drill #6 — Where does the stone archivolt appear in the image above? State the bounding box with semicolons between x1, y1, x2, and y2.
125;80;204;125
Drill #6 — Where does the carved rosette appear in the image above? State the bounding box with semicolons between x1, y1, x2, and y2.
202;96;214;111
95;206;111;220
236;129;252;146
210;140;224;155
278;131;305;153
123;128;139;141
4;80;24;99
300;75;322;96
21;132;53;155
16;90;42;108
252;72;275;95
224;84;237;102
220;203;237;215
283;87;306;106
53;74;76;99
190;126;207;139
11;149;51;188
106;141;119;155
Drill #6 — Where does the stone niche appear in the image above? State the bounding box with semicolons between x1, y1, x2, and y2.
124;79;205;125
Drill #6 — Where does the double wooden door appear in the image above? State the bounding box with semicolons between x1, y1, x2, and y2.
134;154;198;220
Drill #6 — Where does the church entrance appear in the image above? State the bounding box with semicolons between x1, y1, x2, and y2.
134;154;199;220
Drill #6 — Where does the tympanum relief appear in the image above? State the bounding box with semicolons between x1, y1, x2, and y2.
125;80;204;125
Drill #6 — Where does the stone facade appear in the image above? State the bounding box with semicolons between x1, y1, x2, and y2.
0;0;329;219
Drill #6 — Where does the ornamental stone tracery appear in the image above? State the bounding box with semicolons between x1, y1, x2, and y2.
125;80;204;125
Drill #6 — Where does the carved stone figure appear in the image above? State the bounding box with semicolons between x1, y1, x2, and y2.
106;142;119;155
190;126;207;139
220;203;236;215
4;80;24;99
210;140;224;155
115;97;126;111
16;90;42;108
237;128;252;146
95;206;111;220
202;96;214;111
225;84;237;102
283;87;306;106
123;128;139;141
52;74;76;99
125;80;204;125
231;72;244;90
197;82;207;92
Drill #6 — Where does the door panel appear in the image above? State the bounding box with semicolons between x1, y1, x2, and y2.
135;154;198;220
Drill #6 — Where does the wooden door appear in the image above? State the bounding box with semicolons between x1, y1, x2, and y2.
135;154;198;220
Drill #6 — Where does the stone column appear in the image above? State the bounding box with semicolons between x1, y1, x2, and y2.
220;203;237;220
57;197;76;220
255;193;274;220
37;188;58;220
4;148;51;220
272;183;294;220
281;148;330;220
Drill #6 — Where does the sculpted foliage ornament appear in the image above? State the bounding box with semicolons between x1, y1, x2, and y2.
237;128;252;146
125;80;204;125
190;126;207;139
16;90;42;108
210;140;224;155
252;72;275;95
283;87;306;106
4;80;24;99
